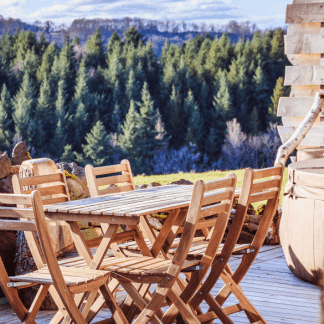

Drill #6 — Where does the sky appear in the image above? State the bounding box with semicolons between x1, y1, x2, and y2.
1;0;292;30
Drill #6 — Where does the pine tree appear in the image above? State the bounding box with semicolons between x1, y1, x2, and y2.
37;43;59;85
124;26;144;50
185;89;203;148
21;49;40;87
125;69;141;104
76;120;113;166
38;31;49;58
118;99;141;165
165;85;185;149
213;70;232;120
31;74;53;152
270;28;285;62
107;31;123;56
85;29;105;68
49;80;68;158
0;84;13;151
268;76;289;124
0;30;16;66
14;30;39;62
253;63;271;130
60;144;74;162
12;72;35;144
72;36;80;45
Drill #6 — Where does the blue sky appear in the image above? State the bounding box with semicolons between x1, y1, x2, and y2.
1;0;291;30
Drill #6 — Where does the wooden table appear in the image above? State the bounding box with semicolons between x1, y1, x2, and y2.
43;184;237;323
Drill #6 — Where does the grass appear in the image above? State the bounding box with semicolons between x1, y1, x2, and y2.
134;167;289;207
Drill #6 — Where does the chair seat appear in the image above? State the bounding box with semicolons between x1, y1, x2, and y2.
168;241;252;258
98;256;200;277
9;266;109;287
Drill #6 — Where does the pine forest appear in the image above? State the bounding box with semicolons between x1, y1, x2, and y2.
0;26;290;174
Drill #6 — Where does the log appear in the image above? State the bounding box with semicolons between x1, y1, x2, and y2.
285;34;324;55
286;3;324;24
285;65;324;85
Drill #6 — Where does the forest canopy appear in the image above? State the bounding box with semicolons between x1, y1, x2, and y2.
0;26;289;174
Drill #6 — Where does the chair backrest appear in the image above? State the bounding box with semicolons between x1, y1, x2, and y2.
85;159;135;197
154;175;237;305
0;193;39;321
12;170;70;206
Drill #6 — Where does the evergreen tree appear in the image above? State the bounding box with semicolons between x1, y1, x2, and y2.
268;76;289;124
37;43;59;85
118;99;141;166
0;84;13;151
107;31;123;56
119;83;160;173
124;26;144;50
165;85;186;149
21;49;40;88
72;36;80;45
14;30;39;62
270;28;285;62
49;80;68;158
253;63;270;130
125;69;141;105
12;72;35;144
205;104;227;162
213;70;232;120
0;30;16;66
76;120;113;166
85;29;105;68
185;89;203;148
61;144;74;162
38;31;49;58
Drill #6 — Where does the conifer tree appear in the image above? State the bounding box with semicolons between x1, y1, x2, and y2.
38;31;49;58
61;144;74;162
21;49;40;87
213;70;232;120
0;84;13;151
270;28;285;62
31;74;53;152
76;120;113;166
0;30;16;66
12;72;35;144
124;26;144;50
14;30;39;62
253;63;270;130
49;80;68;158
186;89;203;148
72;36;80;45
268;76;289;124
125;69;141;104
107;31;123;56
165;85;186;149
37;43;59;85
85;29;105;68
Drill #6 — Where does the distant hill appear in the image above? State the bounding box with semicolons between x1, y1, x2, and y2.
0;16;255;57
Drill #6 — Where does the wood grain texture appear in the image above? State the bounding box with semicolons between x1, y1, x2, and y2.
286;3;324;23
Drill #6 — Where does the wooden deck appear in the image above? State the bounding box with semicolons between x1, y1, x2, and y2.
0;245;321;323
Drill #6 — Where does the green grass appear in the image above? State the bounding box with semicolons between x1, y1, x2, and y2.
134;167;289;207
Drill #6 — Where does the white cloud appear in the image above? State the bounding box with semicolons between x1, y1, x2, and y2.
0;0;26;6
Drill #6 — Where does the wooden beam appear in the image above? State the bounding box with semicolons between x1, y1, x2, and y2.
285;65;324;85
286;3;324;24
285;35;324;55
277;97;324;117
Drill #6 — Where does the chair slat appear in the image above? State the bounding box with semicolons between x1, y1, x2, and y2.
0;220;36;232
42;196;69;206
23;184;67;196
96;174;131;187
18;173;63;186
249;190;277;203
205;178;235;192
202;190;232;206
252;166;282;180
92;164;128;176
200;203;230;218
0;207;34;219
251;179;281;194
0;193;31;206
99;184;134;196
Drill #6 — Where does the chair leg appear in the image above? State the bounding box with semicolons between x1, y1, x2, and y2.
119;281;162;324
24;284;50;324
220;270;267;323
86;279;120;323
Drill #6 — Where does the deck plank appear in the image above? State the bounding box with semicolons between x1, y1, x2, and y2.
0;245;321;323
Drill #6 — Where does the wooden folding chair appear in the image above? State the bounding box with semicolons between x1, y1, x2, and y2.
163;164;284;324
86;174;237;324
0;191;115;324
85;159;135;197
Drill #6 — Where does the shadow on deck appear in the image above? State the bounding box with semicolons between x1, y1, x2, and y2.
0;246;320;324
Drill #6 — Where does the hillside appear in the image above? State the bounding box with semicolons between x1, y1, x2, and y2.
0;16;253;57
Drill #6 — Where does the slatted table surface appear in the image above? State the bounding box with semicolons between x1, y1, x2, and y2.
43;184;240;217
0;246;320;324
